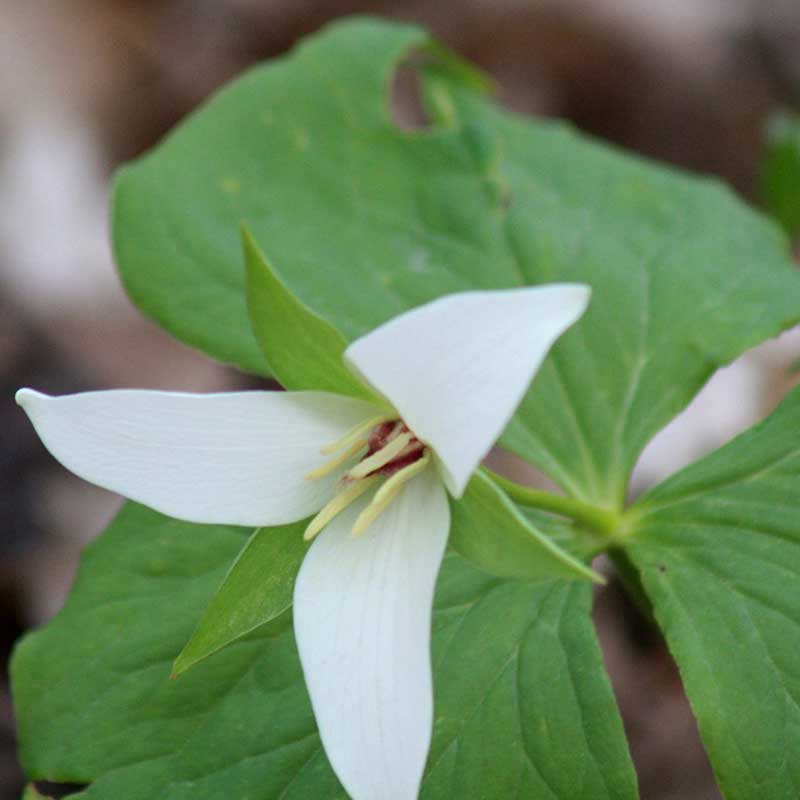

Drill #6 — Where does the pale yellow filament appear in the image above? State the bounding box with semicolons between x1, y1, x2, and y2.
373;452;431;506
320;413;392;455
304;437;367;480
352;452;431;537
304;477;379;541
347;433;412;479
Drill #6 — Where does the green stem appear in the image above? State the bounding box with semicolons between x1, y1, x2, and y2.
483;468;620;537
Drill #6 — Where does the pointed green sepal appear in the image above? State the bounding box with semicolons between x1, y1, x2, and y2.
449;470;604;584
172;520;309;677
243;225;378;401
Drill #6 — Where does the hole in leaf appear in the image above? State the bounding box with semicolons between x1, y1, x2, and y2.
390;56;434;132
33;781;89;799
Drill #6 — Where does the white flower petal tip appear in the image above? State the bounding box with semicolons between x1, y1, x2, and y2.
16;387;47;412
344;284;591;497
16;387;379;527
294;467;449;800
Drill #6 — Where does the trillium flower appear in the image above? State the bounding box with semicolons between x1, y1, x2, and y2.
17;284;589;800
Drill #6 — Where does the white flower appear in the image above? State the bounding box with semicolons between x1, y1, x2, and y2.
17;284;590;800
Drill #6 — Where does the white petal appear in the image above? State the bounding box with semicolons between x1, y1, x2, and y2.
16;388;379;526
345;285;590;496
293;466;449;800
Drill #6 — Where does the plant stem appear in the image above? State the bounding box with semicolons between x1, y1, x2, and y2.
482;468;620;536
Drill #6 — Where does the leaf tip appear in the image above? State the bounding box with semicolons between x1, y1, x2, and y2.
571;558;606;585
170;655;190;680
590;568;607;586
239;220;255;245
239;223;261;267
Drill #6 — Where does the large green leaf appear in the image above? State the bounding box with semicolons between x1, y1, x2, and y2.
12;502;637;799
625;384;800;800
113;17;800;507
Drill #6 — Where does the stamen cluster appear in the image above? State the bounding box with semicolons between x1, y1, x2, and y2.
363;421;426;477
303;415;429;541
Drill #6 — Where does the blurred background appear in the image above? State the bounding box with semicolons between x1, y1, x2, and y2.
1;1;799;798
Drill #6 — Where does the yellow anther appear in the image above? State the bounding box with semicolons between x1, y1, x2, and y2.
352;452;431;537
304;477;379;541
321;414;392;455
304;437;367;480
347;433;412;480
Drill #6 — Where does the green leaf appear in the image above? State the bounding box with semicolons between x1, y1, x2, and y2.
13;502;637;799
425;571;637;799
243;226;377;400
761;110;800;238
113;17;800;506
625;384;800;800
449;470;603;584
172;520;309;676
112;18;430;377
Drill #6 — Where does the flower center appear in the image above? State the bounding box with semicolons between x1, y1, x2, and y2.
303;415;429;541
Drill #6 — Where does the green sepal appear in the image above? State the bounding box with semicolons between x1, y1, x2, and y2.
449;470;604;584
243;226;378;401
172;520;309;677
